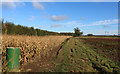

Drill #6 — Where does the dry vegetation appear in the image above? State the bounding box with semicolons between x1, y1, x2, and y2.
2;35;71;72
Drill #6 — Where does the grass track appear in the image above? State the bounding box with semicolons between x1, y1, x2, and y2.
53;37;120;72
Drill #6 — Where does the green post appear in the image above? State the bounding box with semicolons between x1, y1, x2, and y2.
6;47;20;72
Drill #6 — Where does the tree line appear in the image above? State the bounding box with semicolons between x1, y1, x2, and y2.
1;20;83;36
2;21;59;36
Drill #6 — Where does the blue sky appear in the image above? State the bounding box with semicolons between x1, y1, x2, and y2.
2;2;118;35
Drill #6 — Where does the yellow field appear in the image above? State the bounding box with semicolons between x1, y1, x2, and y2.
2;35;71;72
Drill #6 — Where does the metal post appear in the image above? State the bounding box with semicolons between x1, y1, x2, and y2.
6;47;20;72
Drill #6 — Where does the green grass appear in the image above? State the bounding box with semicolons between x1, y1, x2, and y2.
52;37;120;72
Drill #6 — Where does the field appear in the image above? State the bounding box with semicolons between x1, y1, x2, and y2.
52;37;120;72
2;35;71;72
81;37;120;63
2;35;120;72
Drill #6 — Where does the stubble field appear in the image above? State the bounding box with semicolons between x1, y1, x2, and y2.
2;35;71;72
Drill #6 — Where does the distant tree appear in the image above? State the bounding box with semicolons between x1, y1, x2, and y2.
87;34;94;36
73;27;83;37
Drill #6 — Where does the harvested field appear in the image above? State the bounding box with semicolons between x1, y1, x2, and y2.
81;37;120;63
2;35;71;72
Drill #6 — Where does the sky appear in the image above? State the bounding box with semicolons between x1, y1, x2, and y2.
1;1;119;35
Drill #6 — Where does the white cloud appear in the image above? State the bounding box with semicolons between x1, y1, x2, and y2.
51;15;68;21
80;19;118;26
54;19;118;28
1;1;25;9
32;2;44;10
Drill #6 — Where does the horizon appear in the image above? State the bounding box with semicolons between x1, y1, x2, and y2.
2;2;118;35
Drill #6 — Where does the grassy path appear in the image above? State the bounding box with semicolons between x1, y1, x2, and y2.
54;37;120;72
22;37;120;72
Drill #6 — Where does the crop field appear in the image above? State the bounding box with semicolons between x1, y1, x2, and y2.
2;35;120;72
2;35;71;72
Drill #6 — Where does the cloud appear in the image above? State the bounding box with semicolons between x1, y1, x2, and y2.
50;24;63;27
55;19;118;28
51;15;68;21
1;1;25;9
80;19;118;26
32;2;44;10
47;20;82;28
29;16;35;21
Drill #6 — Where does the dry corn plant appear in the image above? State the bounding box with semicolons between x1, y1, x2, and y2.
2;35;71;72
